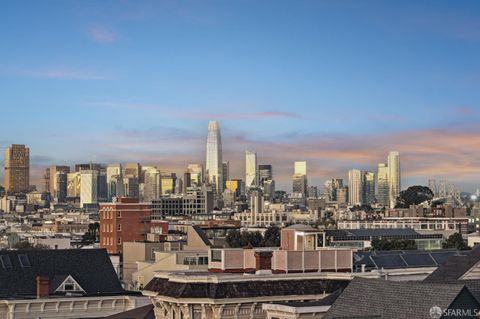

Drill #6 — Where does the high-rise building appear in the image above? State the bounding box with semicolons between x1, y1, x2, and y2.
80;170;98;207
377;163;389;207
222;161;229;189
329;179;344;202
308;186;318;198
55;171;68;203
205;121;223;195
226;179;243;198
124;163;141;180
4;144;30;194
160;173;176;195
107;164;123;200
363;171;375;205
292;161;307;200
45;165;70;196
97;167;108;203
250;189;264;216
348;169;363;206
263;180;275;201
143;166;161;201
388;151;401;208
187;164;204;186
258;164;273;185
123;177;140;198
245;151;257;188
67;172;81;198
337;187;348;205
294;161;307;175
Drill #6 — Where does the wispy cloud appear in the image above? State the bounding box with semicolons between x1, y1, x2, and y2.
26;67;110;80
454;106;480;116
87;24;116;44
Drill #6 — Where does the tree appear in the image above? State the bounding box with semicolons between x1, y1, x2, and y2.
262;226;281;247
443;233;469;250
82;222;100;245
226;229;245;248
370;238;417;251
395;186;434;208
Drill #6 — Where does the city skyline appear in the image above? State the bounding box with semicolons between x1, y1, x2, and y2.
1;1;479;191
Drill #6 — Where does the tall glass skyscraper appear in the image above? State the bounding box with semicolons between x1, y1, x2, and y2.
377;163;389;207
206;121;223;195
388;151;401;208
245;151;257;188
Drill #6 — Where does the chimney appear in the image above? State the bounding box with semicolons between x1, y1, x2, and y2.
255;251;273;274
36;276;49;298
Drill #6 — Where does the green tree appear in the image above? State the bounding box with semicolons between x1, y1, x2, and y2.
226;229;245;248
371;238;417;251
262;226;281;247
395;185;434;208
82;222;100;244
443;233;469;250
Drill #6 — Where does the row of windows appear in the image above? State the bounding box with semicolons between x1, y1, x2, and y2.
101;236;122;245
101;210;122;219
101;223;122;232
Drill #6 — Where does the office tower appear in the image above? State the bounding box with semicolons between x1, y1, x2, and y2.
43;168;51;194
337;187;348;205
245;151;257;188
263;180;275;201
160;173;176;195
205;121;223;195
226;179;242;198
308;186;318;198
388;151;401;208
258;164;273;185
55;171;68;202
330;178;343;201
222;161;229;189
67;172;81;198
123;177;140;198
348;169;363;206
187;164;204;186
292;161;308;200
44;165;70;195
106;164;123;200
124;163;141;180
97;166;108;202
377;163;389;207
75;163;102;172
183;172;191;193
80;170;98;207
363;171;375;205
294;161;307;175
4;144;30;194
143;166;161;201
250;189;264;216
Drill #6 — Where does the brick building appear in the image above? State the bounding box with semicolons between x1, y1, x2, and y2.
100;197;152;254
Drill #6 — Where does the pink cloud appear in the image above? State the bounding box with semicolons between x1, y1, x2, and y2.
87;24;116;44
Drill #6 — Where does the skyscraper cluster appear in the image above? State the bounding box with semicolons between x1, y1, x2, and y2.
2;123;404;210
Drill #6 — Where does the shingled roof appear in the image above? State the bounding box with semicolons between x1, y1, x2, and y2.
144;276;349;299
324;278;479;319
424;246;480;282
0;249;124;299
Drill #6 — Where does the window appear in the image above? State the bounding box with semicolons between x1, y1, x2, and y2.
117;211;121;218
211;250;222;262
18;254;31;268
117;237;122;244
117;224;122;231
0;256;12;269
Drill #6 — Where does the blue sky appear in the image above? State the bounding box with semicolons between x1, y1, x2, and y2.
1;0;480;191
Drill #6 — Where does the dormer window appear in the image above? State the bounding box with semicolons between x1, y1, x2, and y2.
54;275;85;294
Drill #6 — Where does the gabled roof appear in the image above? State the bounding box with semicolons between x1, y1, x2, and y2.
104;304;154;319
424;246;480;282
325;278;478;319
0;249;124;299
192;225;211;246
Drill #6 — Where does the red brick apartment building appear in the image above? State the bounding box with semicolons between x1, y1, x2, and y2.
100;197;151;254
